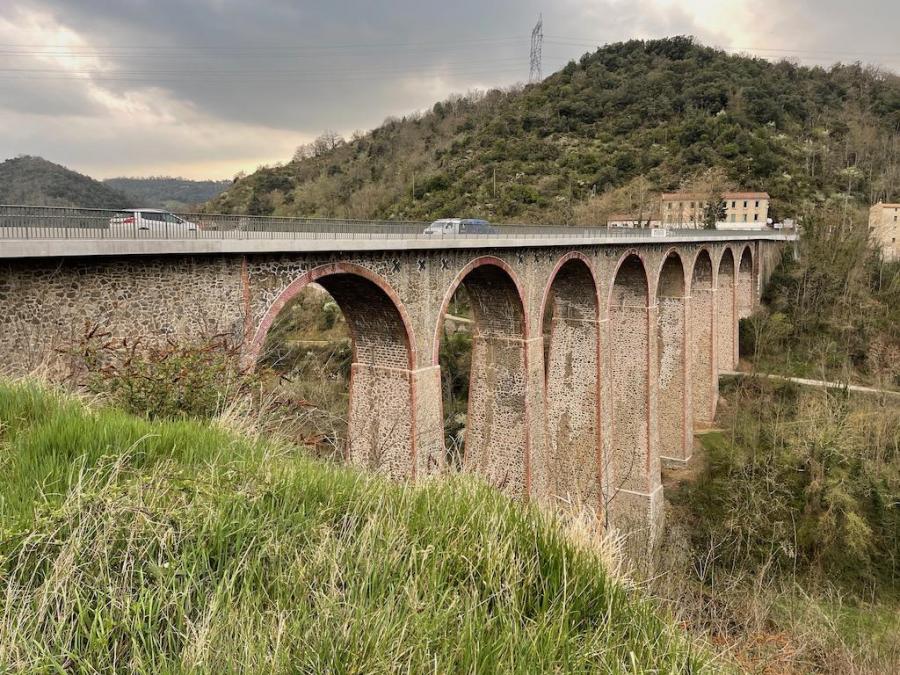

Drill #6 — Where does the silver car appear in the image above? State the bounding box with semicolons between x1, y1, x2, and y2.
109;209;198;236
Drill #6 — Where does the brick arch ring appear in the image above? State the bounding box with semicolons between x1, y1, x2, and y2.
686;246;715;295
653;247;688;298
537;251;601;340
718;245;736;267
605;248;652;309
245;261;417;370
431;255;529;366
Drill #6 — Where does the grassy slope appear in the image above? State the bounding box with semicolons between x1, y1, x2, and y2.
0;381;709;673
0;156;129;209
207;37;900;223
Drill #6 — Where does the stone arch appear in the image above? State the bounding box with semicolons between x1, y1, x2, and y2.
248;262;420;478
607;252;661;533
433;256;532;498
737;245;755;320
689;249;717;426
539;252;601;507
717;248;737;371
655;250;691;464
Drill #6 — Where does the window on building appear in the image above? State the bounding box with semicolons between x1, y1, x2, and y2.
690;201;694;208
754;213;759;221
730;214;735;222
755;200;760;207
731;201;736;208
742;214;747;222
743;200;748;207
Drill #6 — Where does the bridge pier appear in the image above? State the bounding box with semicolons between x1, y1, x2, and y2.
607;254;664;544
690;251;718;427
717;249;738;371
656;252;691;465
540;254;602;510
737;246;755;320
410;365;445;477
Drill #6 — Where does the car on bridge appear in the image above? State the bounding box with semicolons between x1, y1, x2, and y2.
109;209;199;236
423;218;498;235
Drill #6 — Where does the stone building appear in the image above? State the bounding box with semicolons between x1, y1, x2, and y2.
721;192;770;228
868;202;900;261
661;193;706;227
660;191;769;228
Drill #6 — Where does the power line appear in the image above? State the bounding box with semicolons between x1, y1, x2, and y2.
0;61;571;84
0;35;531;54
0;54;545;75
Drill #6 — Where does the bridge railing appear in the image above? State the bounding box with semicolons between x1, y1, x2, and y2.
0;205;792;241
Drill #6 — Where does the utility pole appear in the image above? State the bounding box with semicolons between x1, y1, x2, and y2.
493;167;497;198
529;14;543;83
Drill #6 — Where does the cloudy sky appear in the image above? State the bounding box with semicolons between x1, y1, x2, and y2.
1;1;897;180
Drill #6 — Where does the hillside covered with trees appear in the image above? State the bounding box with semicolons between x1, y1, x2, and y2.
0;156;129;209
207;37;900;224
104;176;230;210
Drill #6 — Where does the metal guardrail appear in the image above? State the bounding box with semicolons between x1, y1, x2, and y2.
0;205;793;242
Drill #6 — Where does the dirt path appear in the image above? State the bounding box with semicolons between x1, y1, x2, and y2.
720;370;900;398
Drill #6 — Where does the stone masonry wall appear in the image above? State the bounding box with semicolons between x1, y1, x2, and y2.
542;257;600;507
736;246;755;320
608;255;652;495
0;256;246;374
656;254;690;464
690;250;717;426
717;249;737;371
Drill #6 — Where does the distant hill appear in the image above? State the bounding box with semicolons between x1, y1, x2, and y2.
0;156;129;209
206;37;900;223
104;177;231;210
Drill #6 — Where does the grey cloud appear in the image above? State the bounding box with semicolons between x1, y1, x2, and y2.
1;0;896;177
15;0;715;133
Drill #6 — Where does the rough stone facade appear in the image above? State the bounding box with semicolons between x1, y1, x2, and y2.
542;255;601;507
656;253;690;465
690;250;718;427
0;239;777;542
717;249;738;371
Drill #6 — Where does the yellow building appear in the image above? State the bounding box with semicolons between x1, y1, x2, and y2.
660;191;769;228
661;193;705;227
868;202;900;261
722;192;769;227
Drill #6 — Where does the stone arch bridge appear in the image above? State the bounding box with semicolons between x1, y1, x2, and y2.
0;221;792;539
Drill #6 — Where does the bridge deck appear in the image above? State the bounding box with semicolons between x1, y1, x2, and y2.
0;230;796;259
0;205;796;258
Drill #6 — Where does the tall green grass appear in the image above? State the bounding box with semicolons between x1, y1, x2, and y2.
0;380;710;672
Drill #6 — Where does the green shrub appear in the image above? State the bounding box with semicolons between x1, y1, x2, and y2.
678;379;900;587
70;332;259;420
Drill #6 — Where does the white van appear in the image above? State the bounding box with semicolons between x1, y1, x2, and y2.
423;218;497;235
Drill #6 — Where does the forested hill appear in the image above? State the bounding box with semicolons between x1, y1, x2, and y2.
0;156;129;209
206;37;900;223
104;177;230;210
